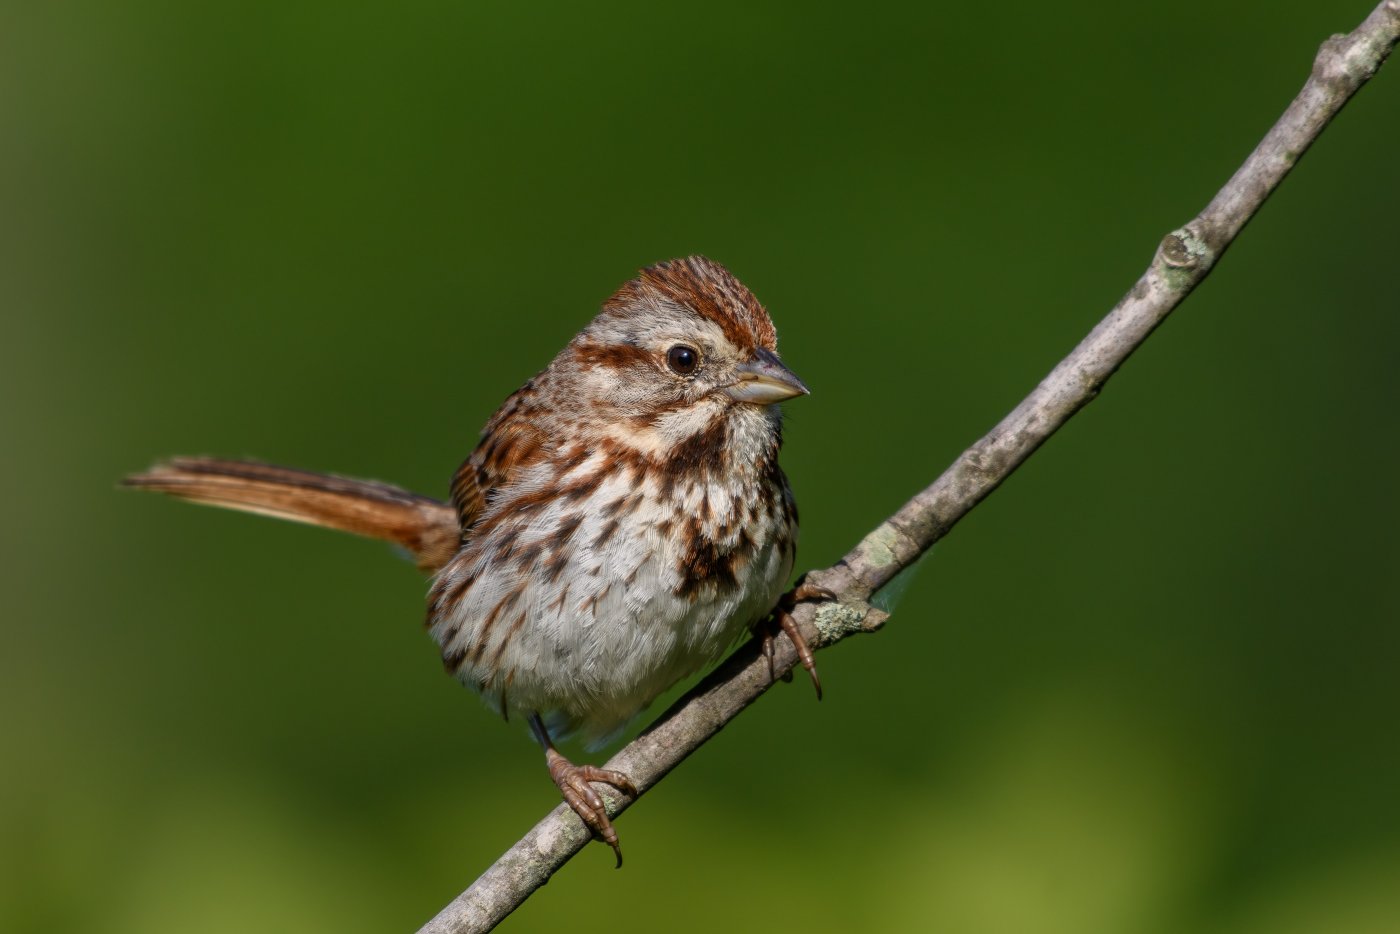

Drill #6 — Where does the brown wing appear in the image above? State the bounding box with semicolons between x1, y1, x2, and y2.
448;459;486;536
125;457;460;573
449;384;549;536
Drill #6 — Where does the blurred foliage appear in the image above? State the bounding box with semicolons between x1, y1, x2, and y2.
3;1;1398;931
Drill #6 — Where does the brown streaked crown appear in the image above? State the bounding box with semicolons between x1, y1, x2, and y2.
603;255;778;351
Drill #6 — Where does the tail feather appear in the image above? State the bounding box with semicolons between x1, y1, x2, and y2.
124;457;460;573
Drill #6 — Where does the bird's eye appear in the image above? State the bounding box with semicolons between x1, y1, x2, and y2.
666;345;699;375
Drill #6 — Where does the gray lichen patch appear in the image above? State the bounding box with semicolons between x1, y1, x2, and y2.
814;600;873;644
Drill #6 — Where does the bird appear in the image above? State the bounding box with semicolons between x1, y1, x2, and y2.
125;255;822;865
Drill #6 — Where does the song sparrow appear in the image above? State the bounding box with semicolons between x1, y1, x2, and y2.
126;255;819;864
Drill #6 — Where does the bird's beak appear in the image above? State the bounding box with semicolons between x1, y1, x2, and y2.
723;348;809;405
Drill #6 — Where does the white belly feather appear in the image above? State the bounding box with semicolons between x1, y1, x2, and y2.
431;449;794;749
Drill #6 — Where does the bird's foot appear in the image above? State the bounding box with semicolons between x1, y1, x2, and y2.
756;577;835;700
545;748;637;868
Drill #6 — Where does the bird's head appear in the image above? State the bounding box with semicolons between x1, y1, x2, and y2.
561;256;807;458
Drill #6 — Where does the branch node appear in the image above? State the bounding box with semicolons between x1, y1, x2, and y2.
1160;228;1211;270
1314;34;1352;80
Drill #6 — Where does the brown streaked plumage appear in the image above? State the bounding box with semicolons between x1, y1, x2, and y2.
126;255;817;867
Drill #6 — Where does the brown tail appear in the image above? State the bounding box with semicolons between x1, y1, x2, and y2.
123;457;460;573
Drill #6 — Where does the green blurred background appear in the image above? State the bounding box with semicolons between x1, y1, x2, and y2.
4;1;1398;931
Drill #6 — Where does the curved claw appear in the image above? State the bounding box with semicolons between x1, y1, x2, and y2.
764;578;836;700
532;713;636;868
547;752;636;868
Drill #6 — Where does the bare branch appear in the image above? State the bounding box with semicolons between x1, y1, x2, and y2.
417;4;1400;932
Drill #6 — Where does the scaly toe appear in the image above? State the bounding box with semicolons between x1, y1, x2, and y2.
753;621;779;680
791;580;837;604
576;765;638;798
768;580;832;699
547;752;635;868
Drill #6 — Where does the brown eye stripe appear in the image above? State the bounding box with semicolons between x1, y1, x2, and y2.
572;340;653;371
